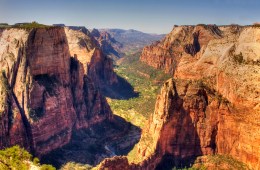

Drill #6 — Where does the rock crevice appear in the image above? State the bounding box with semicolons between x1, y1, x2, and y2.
0;27;118;156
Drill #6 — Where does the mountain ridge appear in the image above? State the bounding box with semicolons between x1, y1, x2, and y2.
98;28;165;57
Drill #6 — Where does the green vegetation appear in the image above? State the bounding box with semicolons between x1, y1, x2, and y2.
0;70;10;94
108;52;171;128
171;155;249;170
40;164;56;170
13;21;53;29
0;145;31;170
232;52;260;66
0;70;10;114
206;154;250;170
61;162;93;170
108;52;170;164
197;78;230;107
127;133;154;163
0;23;11;28
0;145;55;170
0;22;55;29
233;52;245;64
33;157;40;165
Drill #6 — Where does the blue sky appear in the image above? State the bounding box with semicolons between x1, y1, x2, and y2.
0;0;259;34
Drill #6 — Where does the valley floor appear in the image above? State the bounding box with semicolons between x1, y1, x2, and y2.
108;52;171;128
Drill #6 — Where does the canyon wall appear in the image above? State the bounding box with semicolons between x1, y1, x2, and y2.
98;25;260;169
91;28;122;60
140;25;260;169
141;25;225;74
0;26;117;155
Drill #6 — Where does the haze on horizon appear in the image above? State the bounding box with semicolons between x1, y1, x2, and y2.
0;0;259;34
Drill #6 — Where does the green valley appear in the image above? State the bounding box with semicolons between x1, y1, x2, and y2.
107;52;171;128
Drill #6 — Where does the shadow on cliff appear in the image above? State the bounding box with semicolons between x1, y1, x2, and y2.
101;74;139;100
152;86;210;170
41;115;141;168
40;31;141;168
154;109;203;170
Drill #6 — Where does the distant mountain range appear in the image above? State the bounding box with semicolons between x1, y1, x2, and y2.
96;29;165;58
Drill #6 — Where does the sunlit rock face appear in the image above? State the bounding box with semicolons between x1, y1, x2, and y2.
0;26;117;155
97;25;260;170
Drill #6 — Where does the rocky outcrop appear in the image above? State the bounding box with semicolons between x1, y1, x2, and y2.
0;26;117;156
140;25;222;74
141;25;260;170
136;79;259;170
96;156;132;170
65;27;118;87
98;25;260;169
91;29;122;60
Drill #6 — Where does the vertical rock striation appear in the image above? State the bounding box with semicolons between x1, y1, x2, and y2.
140;25;222;74
138;25;260;170
98;25;260;169
0;26;117;156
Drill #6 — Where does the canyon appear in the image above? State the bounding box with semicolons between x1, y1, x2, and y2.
97;25;260;170
0;24;259;170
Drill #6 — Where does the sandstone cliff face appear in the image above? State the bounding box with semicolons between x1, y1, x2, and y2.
0;27;117;155
138;26;260;169
65;27;118;87
64;27;117;128
98;25;260;170
141;25;223;74
136;79;259;170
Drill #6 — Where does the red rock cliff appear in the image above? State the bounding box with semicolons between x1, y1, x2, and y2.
140;25;222;74
98;25;260;170
0;27;117;155
142;25;259;169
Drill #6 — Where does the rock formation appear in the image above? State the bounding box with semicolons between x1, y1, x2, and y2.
0;26;117;156
98;25;260;169
140;25;222;74
91;28;122;60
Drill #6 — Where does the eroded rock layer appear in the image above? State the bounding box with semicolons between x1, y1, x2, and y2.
0;26;117;155
98;25;260;170
137;79;259;170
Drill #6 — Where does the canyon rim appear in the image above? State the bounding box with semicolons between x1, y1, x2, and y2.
0;1;260;170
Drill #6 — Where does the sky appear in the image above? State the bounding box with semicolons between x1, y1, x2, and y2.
0;0;259;34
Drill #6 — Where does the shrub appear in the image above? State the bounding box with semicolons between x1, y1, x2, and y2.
33;157;40;165
252;23;260;27
233;52;245;64
61;162;93;170
13;21;53;29
0;146;55;169
1;70;10;94
0;23;10;28
0;146;31;169
40;164;56;170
